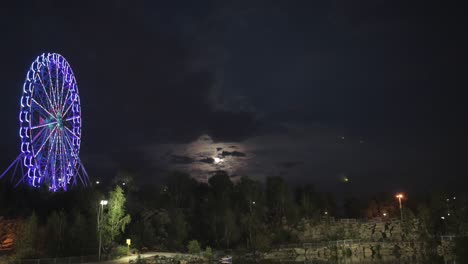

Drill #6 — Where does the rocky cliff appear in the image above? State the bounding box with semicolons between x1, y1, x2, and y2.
0;217;21;252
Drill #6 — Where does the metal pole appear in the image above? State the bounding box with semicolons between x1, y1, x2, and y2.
398;197;403;222
98;203;102;261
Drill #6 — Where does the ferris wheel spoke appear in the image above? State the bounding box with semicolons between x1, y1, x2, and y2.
62;102;74;119
64;116;80;122
55;133;64;184
64;126;79;140
51;131;61;188
46;59;59;109
31;121;58;130
59;67;67;110
31;126;47;143
61;93;72;114
36;72;56;113
44;131;58;179
63;131;79;158
34;125;57;158
60;134;70;181
56;58;60;109
60;86;77;114
31;98;55;119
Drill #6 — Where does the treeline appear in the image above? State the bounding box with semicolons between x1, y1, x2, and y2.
126;172;468;251
1;171;467;258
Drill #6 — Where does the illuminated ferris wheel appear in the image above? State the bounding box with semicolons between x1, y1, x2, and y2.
1;53;88;192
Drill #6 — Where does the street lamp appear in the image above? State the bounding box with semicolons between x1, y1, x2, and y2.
395;193;404;222
441;216;447;234
249;200;256;213
98;200;108;261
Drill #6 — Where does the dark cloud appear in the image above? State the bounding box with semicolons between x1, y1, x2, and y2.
221;151;247;157
200;157;215;164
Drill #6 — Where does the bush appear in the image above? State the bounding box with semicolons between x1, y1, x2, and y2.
187;240;201;254
203;246;213;260
111;245;129;258
455;237;468;262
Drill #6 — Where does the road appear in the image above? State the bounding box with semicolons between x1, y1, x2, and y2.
88;252;184;264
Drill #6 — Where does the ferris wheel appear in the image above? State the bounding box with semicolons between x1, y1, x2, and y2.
1;53;88;192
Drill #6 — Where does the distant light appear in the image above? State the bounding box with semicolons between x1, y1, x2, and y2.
324;211;328;215
453;197;456;200
383;213;387;217
252;201;256;205
122;182;126;186
447;213;451;216
100;200;108;205
96;181;100;184
343;177;349;183
213;157;223;163
396;193;404;199
340;136;345;140
446;198;450;202
441;216;445;220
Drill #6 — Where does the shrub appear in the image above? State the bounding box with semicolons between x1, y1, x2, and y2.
203;246;213;260
187;240;201;254
111;245;129;258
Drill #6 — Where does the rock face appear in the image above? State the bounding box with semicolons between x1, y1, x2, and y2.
293;218;426;242
437;240;455;256
264;218;442;261
0;217;21;252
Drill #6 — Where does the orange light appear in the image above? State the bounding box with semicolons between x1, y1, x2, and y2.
395;193;404;199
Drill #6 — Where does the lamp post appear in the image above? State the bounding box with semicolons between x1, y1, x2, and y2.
395;193;404;222
98;200;108;261
126;239;131;256
441;216;447;235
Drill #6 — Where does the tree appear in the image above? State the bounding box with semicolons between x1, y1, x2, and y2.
69;211;89;255
45;210;67;257
223;209;239;248
14;212;39;258
103;186;131;249
203;246;213;260
296;184;320;220
187;240;201;254
266;176;297;225
168;209;188;249
166;171;195;208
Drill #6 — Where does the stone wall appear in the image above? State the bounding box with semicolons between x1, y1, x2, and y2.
264;240;435;262
293;218;426;242
264;218;441;261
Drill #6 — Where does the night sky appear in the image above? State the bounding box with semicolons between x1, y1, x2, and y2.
0;1;467;194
